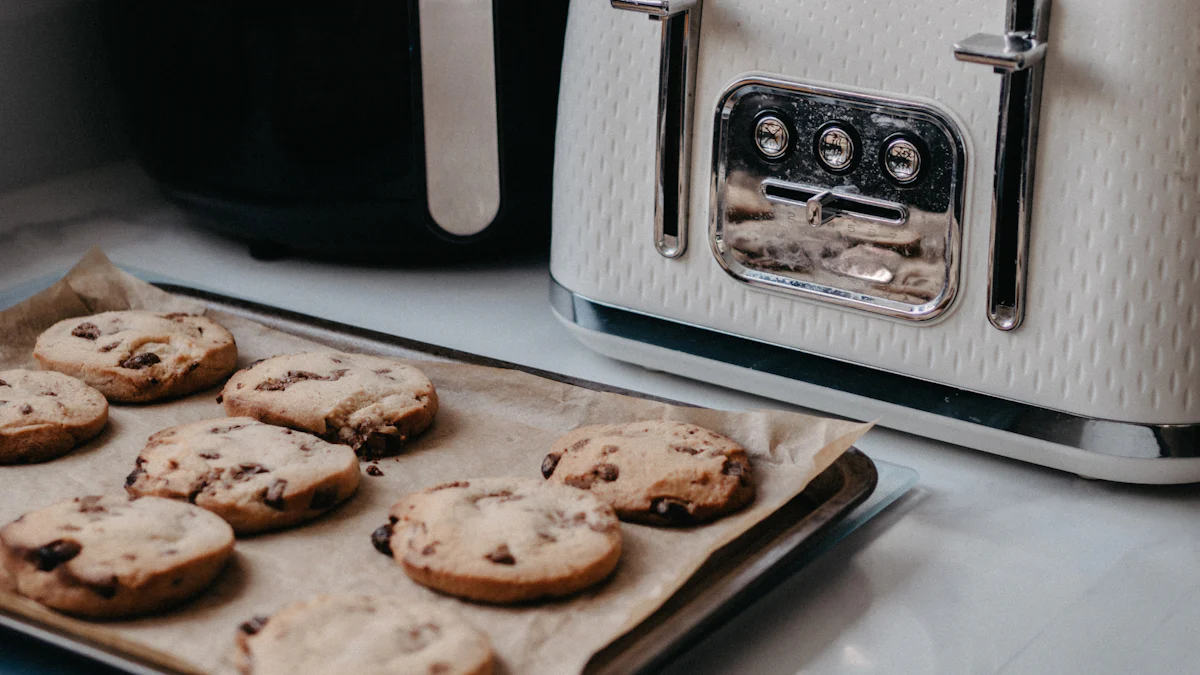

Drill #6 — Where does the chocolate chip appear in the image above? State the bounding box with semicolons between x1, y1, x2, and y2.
19;404;32;415
163;312;192;320
231;463;269;481
0;379;7;386
187;469;223;503
721;458;748;484
88;578;118;599
541;452;562;479
308;485;339;510
255;369;346;392
596;464;619;481
263;480;288;510
650;497;694;525
30;539;82;571
186;362;200;372
199;452;220;460
215;394;223;404
373;368;391;375
77;496;105;513
429;481;469;491
601;444;619;455
564;476;594;490
119;352;160;369
124;467;145;488
421;542;438;555
366;465;384;477
371;524;394;556
71;322;101;340
239;615;270;636
484;544;516;565
672;445;702;455
99;341;120;352
570;438;590;452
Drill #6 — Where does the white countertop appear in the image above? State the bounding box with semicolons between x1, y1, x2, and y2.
2;165;1198;675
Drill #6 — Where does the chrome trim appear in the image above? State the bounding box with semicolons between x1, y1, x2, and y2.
550;278;1200;461
955;0;1052;331
710;76;967;322
612;0;702;258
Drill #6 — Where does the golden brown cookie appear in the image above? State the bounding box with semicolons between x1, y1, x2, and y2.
542;421;754;526
125;418;360;535
0;495;235;618
220;352;437;459
376;477;621;603
33;311;238;403
0;369;108;464
235;595;494;675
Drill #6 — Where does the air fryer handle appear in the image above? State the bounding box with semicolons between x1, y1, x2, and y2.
419;0;501;237
611;0;703;259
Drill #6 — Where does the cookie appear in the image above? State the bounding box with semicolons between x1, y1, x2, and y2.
125;418;360;535
235;595;494;675
220;352;437;459
0;495;235;618
0;369;108;464
542;421;754;526
33;311;238;403
377;477;621;603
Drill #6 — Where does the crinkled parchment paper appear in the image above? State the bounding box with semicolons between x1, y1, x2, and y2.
0;249;871;674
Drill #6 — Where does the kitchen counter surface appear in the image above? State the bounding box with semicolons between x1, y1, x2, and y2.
2;165;1198;675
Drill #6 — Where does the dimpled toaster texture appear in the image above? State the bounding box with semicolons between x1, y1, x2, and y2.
543;421;754;526
220;352;437;459
381;477;622;603
125;418;360;535
235;594;494;675
33;311;238;403
0;369;108;464
0;495;235;619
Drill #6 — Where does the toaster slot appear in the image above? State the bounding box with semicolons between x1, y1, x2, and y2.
954;0;1051;330
611;0;703;258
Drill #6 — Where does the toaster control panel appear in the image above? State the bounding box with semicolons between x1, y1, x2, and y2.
711;77;967;322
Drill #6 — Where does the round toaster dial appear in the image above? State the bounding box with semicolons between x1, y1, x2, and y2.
884;137;922;183
754;115;790;159
817;125;856;171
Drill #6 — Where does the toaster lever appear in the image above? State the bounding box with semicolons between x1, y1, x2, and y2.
953;32;1046;73
611;0;703;258
805;191;837;227
953;0;1051;331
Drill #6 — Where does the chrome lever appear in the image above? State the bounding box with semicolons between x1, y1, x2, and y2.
954;32;1047;73
612;0;703;258
805;191;837;227
611;0;696;16
955;0;1051;331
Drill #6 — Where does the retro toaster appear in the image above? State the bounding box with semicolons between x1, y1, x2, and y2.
549;0;1200;483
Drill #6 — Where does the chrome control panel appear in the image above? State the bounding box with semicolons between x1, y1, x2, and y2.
711;77;967;321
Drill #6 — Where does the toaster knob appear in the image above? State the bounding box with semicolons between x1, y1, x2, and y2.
883;136;922;184
815;124;856;172
754;115;789;159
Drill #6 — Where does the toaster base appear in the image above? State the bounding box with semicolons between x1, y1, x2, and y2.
550;280;1200;485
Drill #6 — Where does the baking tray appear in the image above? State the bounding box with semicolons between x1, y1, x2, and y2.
0;283;890;675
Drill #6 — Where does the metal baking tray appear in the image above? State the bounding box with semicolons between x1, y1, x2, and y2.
0;284;883;675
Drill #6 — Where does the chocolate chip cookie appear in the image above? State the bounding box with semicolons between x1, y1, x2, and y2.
33;311;238;403
235;595;494;675
125;418;360;535
220;352;437;459
0;369;108;464
0;495;235;618
542;421;754;526
377;477;621;603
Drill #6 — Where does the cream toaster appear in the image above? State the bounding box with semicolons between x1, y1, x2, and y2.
549;0;1200;483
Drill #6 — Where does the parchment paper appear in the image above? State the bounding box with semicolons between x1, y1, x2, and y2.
0;249;872;674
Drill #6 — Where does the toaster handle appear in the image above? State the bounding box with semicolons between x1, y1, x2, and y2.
612;0;702;258
954;0;1051;331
